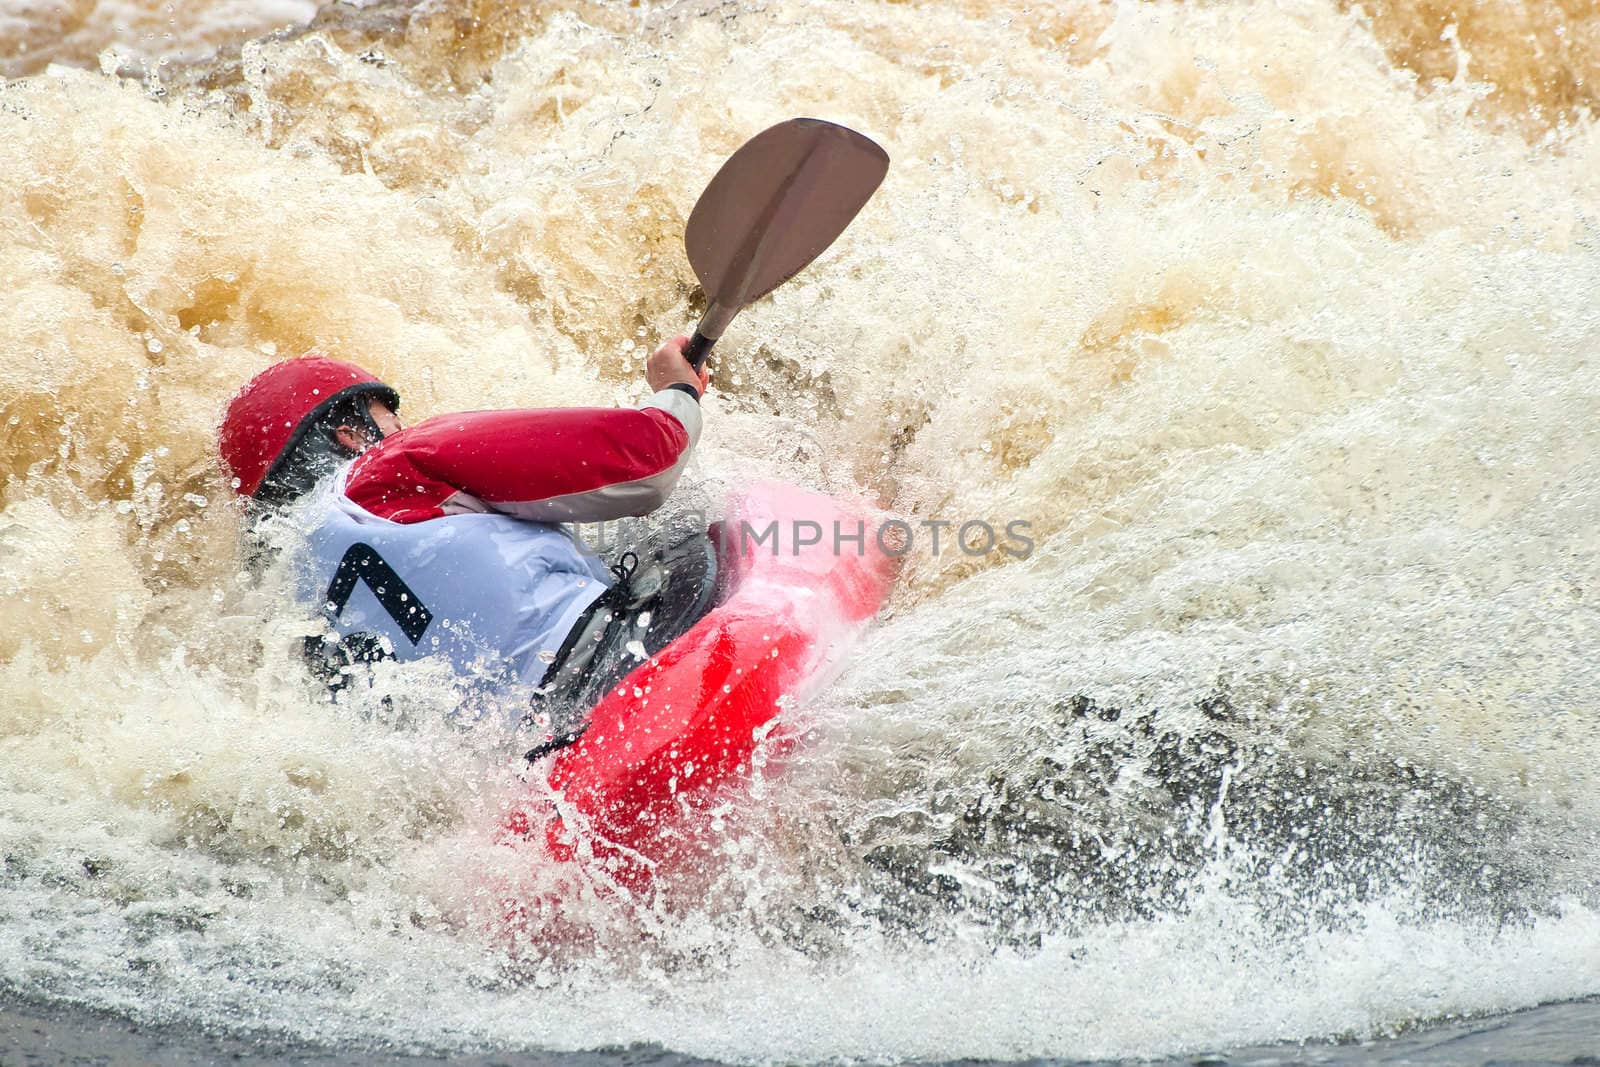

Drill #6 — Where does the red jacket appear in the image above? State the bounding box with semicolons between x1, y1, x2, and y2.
342;387;703;524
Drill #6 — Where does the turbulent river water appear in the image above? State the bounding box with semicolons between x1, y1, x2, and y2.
4;0;1600;1062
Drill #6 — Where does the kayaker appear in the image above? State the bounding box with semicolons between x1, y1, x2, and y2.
218;339;716;740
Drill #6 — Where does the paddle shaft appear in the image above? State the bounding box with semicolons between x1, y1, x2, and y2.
683;332;715;371
683;300;739;370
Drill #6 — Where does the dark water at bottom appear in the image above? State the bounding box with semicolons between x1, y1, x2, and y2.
4;993;1597;1067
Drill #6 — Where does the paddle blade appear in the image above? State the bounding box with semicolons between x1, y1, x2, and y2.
686;118;888;315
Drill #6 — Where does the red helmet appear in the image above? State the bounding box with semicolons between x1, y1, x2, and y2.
220;355;399;497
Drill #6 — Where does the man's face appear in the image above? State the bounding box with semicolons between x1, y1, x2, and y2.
334;397;403;453
368;398;403;437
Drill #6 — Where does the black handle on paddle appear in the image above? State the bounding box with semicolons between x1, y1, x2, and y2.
683;332;716;371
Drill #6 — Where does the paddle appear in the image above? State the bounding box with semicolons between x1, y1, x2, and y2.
681;118;890;371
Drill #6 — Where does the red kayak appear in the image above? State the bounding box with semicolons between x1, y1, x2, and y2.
502;481;896;893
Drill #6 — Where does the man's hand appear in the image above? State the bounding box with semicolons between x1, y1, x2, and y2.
646;335;711;397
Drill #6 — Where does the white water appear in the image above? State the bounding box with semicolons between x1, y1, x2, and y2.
3;0;1600;1060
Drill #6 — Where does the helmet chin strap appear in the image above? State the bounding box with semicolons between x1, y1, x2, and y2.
332;407;387;455
356;404;387;445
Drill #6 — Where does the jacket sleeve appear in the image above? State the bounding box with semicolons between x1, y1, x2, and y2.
343;388;702;525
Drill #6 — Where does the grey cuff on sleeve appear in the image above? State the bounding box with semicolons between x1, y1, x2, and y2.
642;386;704;450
